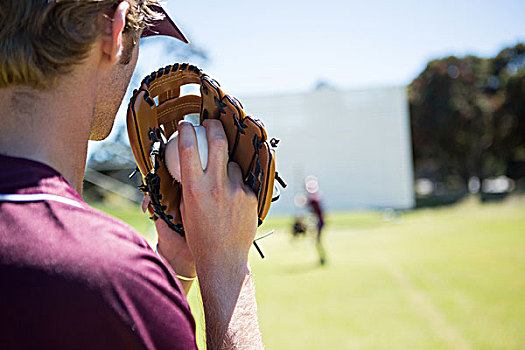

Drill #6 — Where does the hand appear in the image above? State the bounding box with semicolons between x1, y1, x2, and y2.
177;119;258;272
142;195;196;280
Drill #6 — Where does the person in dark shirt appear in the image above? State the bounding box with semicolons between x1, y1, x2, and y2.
0;1;263;349
305;176;327;265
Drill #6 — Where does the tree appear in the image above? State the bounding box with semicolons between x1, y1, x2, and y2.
409;43;525;190
492;44;525;179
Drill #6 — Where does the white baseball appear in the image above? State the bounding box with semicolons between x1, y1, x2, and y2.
165;125;208;182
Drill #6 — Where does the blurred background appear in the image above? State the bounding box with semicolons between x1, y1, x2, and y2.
85;0;525;349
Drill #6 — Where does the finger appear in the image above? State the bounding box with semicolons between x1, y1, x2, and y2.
178;120;204;184
142;194;151;213
202;119;228;182
227;161;243;186
228;162;257;201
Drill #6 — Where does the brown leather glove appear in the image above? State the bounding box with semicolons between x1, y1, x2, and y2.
127;63;286;236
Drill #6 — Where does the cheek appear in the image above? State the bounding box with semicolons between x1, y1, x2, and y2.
89;45;139;140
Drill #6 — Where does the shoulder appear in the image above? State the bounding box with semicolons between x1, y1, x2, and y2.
0;201;197;349
70;205;198;348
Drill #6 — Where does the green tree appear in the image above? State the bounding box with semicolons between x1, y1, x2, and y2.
492;44;525;179
409;43;525;189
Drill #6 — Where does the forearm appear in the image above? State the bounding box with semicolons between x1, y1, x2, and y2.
198;262;263;350
174;120;264;349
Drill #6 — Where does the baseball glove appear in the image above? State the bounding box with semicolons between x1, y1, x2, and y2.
127;63;286;237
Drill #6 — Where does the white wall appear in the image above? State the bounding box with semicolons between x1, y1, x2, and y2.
241;86;415;215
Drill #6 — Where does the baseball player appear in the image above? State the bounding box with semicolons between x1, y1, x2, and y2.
305;176;327;265
0;1;263;349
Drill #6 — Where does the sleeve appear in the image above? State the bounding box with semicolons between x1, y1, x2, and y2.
102;248;198;350
83;208;198;349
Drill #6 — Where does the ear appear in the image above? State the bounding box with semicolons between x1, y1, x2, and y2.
100;1;130;64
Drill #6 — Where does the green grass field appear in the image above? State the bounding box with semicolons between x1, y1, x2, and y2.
95;197;525;349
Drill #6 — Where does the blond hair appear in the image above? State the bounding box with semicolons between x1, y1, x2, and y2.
0;0;160;89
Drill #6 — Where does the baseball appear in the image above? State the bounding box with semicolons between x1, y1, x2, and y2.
165;125;208;182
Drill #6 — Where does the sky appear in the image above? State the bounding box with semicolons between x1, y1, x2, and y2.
89;0;525;151
156;0;525;96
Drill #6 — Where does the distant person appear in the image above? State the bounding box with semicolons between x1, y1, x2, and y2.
292;216;308;238
305;176;327;265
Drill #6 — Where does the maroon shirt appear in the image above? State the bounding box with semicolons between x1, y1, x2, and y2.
0;154;197;349
307;194;325;229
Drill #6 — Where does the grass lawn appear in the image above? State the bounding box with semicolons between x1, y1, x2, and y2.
94;196;525;349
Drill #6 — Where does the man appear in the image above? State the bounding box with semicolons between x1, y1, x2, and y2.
305;176;326;265
0;1;263;349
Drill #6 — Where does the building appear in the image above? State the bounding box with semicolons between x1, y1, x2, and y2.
241;85;415;214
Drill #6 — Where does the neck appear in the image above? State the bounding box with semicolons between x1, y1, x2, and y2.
0;79;97;194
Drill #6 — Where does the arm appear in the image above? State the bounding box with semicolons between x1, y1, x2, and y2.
178;119;264;349
143;197;197;296
198;263;262;349
156;229;196;296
